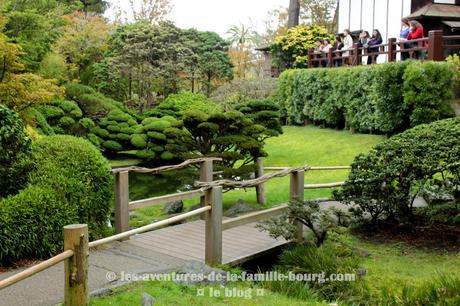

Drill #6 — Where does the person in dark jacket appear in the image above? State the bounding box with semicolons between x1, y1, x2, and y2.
367;29;382;64
333;35;344;67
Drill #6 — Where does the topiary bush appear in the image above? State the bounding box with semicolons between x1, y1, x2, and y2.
335;117;460;223
147;92;222;118
277;61;456;133
0;105;31;198
0;135;113;265
36;100;90;136
235;99;283;137
166;109;274;178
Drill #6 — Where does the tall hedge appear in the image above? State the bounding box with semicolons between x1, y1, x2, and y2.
0;136;113;264
277;61;455;134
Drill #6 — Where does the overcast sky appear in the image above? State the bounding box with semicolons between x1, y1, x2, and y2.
107;0;287;37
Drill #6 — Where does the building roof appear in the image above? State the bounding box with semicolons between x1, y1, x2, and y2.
406;3;460;20
442;20;460;28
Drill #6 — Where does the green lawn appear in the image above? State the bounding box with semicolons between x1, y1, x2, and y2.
89;232;460;305
124;125;384;227
90;281;326;306
223;125;384;206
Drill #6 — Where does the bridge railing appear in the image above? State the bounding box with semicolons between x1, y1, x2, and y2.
307;30;457;68
112;157;221;235
0;158;351;304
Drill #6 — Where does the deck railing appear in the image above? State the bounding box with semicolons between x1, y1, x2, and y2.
0;158;351;305
308;30;458;68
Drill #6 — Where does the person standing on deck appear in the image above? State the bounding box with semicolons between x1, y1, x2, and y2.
342;29;353;65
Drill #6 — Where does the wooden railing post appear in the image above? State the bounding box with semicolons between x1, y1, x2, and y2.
114;171;129;237
353;43;360;66
64;224;89;306
327;48;333;68
290;170;305;243
388;38;396;62
428;30;444;61
205;186;223;266
255;158;266;205
308;49;314;68
200;159;213;220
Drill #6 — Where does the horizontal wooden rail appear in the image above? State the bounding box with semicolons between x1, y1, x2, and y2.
89;206;211;248
0;250;74;290
304;182;345;189
222;204;288;231
195;165;311;189
112;157;222;174
129;189;206;210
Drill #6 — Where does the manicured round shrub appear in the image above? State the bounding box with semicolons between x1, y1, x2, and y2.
92;127;110;138
107;109;133;122
131;134;147;149
87;133;103;147
40;105;65;119
59;116;76;127
335;117;460;223
58;100;83;118
102;140;123;152
136;149;156;160
159;92;222;115
0;186;79;264
0;135;113;265
107;124;121;132
144;120;171;132
160;151;175;160
147;131;167;140
116;133;131;141
79;118;96;130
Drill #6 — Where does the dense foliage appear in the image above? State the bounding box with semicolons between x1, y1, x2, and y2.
271;24;331;69
211;78;279;110
0;135;113;265
335;117;460;223
0;105;30;197
277;61;455;133
91;21;233;108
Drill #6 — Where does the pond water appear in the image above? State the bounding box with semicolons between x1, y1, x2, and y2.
128;167;199;201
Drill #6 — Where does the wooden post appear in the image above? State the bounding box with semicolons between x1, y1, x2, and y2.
290;170;305;243
200;159;213;220
427;30;444;61
255;158;266;205
205;186;223;266
353;43;360;66
388;38;396;62
114;171;129;237
64;224;89;306
327;49;333;68
308;49;313;68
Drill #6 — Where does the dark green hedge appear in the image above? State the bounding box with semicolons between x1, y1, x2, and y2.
0;136;113;265
277;61;456;134
335;117;460;223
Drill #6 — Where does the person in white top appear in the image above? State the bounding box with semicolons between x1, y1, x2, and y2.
342;29;353;65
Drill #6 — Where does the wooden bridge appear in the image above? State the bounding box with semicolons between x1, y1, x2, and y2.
0;158;349;305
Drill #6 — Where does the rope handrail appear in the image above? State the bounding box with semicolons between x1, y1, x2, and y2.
195;165;311;188
112;157;222;174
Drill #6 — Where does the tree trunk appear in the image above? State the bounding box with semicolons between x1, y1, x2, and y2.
288;0;300;28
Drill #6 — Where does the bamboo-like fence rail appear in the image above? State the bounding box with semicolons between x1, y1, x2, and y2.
0;157;351;305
